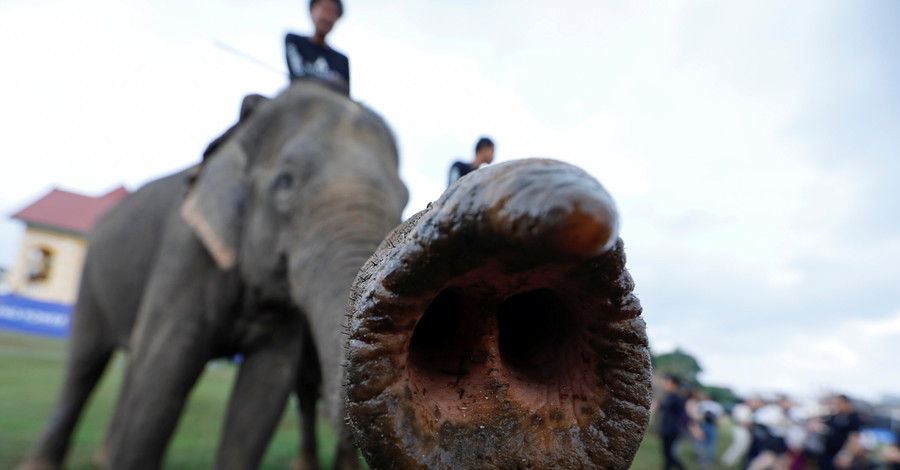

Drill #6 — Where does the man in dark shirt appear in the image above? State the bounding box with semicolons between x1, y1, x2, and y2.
286;0;350;94
448;137;495;187
656;375;688;470
819;394;863;470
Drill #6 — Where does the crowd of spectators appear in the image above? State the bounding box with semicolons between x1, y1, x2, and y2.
652;376;900;470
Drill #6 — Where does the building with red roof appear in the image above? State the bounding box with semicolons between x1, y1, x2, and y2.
11;187;130;235
3;187;129;306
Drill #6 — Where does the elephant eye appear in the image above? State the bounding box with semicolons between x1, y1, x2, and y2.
273;172;295;191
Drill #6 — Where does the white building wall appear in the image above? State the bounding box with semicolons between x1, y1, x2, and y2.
7;226;87;304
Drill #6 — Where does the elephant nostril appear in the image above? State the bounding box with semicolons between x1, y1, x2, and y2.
409;291;456;351
497;289;571;380
408;290;472;379
405;283;589;413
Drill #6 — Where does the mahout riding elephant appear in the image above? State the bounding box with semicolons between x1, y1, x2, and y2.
17;81;408;470
344;159;652;469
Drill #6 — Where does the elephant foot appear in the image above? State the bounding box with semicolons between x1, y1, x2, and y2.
15;458;60;470
345;159;652;469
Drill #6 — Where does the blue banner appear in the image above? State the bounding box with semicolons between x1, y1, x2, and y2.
0;294;72;338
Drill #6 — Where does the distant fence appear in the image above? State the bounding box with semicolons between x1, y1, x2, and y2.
0;294;72;338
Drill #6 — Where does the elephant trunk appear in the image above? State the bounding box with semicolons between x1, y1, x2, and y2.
289;182;405;428
345;159;652;469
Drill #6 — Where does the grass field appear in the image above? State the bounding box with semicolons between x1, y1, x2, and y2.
0;330;739;469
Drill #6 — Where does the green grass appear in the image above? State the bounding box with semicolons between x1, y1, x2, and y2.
1;330;740;469
635;425;743;470
0;331;340;470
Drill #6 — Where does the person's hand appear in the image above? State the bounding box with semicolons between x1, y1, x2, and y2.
688;423;705;441
807;418;826;433
834;451;853;469
882;444;900;463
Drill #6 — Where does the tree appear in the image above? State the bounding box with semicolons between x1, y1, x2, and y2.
652;348;703;387
700;385;740;406
651;348;740;405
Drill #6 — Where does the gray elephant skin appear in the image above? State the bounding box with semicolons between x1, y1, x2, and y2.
18;81;408;470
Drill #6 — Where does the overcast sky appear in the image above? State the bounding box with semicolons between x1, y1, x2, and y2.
1;0;898;402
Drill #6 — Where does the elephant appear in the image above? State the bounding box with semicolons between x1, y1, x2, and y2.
343;159;652;469
17;80;408;470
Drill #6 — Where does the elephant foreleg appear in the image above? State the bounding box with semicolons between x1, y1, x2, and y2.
213;325;303;470
107;319;211;470
94;353;138;469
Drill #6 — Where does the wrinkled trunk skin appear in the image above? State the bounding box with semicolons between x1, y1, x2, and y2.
345;159;651;469
290;182;404;467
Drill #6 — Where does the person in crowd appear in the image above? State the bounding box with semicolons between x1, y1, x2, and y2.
448;137;495;187
693;394;724;469
285;0;350;94
816;394;864;470
655;375;689;470
747;397;791;470
773;395;811;470
722;396;763;468
881;430;900;470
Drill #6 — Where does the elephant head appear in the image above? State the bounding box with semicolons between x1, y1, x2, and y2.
181;80;408;437
345;159;651;469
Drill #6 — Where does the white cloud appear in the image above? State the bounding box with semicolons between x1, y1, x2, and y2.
855;313;900;339
694;311;900;401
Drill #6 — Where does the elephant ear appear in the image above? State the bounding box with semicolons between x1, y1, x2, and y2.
181;138;248;270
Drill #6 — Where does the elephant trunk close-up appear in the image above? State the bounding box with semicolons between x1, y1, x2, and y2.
345;159;652;469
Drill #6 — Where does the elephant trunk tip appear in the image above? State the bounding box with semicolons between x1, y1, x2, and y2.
346;159;648;470
488;177;620;260
546;196;619;258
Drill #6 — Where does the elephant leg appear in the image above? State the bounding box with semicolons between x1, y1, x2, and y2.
107;318;210;470
293;328;322;470
94;355;137;469
18;286;113;470
213;327;303;470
